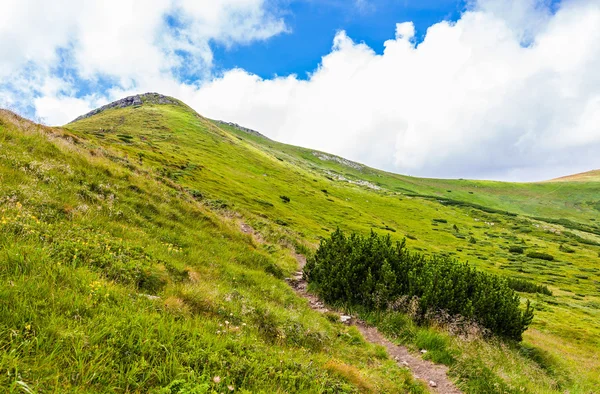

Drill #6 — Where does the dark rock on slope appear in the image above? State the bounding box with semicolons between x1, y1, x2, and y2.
70;93;183;123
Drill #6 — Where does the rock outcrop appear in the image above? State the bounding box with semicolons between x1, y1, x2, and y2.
312;151;365;171
70;93;183;123
216;121;270;140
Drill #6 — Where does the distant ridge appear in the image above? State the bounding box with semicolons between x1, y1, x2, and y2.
547;169;600;182
69;93;184;123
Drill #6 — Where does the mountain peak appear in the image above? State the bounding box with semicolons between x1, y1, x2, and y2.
70;93;184;123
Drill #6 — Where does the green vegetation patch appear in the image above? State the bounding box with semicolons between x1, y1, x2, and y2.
305;229;534;341
507;278;552;296
527;251;555;261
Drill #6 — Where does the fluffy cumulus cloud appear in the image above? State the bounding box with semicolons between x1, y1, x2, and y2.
192;0;600;181
1;0;599;181
0;0;286;123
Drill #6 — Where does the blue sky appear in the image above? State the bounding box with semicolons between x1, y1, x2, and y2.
212;0;466;79
1;0;599;181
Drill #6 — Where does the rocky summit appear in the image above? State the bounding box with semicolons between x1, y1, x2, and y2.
70;93;183;123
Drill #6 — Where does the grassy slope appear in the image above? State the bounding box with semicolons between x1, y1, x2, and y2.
218;122;600;225
64;103;600;392
2;98;599;392
214;122;600;393
548;169;600;183
0;110;424;393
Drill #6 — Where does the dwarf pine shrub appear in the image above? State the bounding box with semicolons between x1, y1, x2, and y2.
527;251;554;261
304;229;534;341
509;246;524;254
507;278;552;296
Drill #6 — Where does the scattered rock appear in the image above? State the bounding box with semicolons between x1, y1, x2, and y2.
216;121;270;140
140;294;160;301
312;152;365;171
429;380;438;387
71;93;183;123
420;349;428;354
340;315;352;324
322;170;381;190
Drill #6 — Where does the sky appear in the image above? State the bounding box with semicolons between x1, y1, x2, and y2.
1;0;599;182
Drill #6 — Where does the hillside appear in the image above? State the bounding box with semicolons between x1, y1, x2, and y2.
2;93;599;393
548;169;600;183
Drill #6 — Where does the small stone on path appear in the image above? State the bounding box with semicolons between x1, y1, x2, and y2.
140;294;160;300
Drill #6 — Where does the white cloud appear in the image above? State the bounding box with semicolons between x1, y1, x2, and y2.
1;0;599;181
189;0;600;181
34;96;96;126
0;0;286;120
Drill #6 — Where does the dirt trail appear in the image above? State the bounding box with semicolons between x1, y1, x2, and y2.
238;222;461;393
288;253;462;394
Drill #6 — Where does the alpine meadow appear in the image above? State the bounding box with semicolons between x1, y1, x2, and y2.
0;93;598;393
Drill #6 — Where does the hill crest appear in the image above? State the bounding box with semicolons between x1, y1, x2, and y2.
67;93;600;186
69;92;185;123
547;169;600;182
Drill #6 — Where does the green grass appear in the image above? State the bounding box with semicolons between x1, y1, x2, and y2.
1;95;600;393
0;110;423;393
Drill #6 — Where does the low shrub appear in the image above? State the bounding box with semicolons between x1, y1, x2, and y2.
559;244;575;253
507;278;552;296
275;218;289;226
527;251;554;261
305;229;534;341
508;246;524;254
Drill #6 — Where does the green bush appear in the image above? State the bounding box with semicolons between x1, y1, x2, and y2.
304;229;534;341
527;251;554;261
507;278;552;296
559;244;575;253
508;246;524;254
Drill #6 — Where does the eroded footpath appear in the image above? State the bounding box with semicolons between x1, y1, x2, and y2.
288;253;462;394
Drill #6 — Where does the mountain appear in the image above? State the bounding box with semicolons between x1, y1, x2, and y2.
1;94;599;393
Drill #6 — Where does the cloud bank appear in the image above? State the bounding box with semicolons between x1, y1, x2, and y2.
192;0;600;181
0;0;286;121
1;0;600;181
